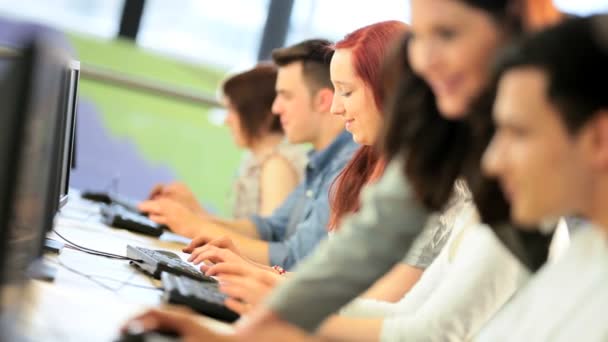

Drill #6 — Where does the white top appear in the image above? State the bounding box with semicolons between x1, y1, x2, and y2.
340;205;530;342
547;217;571;263
476;226;608;342
231;140;308;218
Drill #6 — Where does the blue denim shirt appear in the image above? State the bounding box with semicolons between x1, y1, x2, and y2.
250;131;358;269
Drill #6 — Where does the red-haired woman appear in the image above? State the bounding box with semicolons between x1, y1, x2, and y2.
123;0;567;340
183;20;441;312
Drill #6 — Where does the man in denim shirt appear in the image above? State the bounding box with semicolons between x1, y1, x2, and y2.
251;130;356;268
141;40;357;269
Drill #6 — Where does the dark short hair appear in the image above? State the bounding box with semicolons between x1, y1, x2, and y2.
494;15;608;134
222;63;282;143
271;39;334;94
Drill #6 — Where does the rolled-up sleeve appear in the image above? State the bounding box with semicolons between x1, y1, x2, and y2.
265;159;432;332
251;184;305;241
267;193;331;269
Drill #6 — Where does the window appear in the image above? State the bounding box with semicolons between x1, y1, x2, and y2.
0;0;125;38
138;0;269;69
287;0;409;44
554;0;608;16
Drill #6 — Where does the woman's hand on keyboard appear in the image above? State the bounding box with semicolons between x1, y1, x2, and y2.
188;242;248;269
187;236;243;262
123;307;317;342
148;182;210;218
206;262;282;314
122;307;233;342
138;198;204;238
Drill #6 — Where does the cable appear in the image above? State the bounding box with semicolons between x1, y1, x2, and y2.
49;258;162;293
62;244;132;261
52;229;143;262
54;229;133;261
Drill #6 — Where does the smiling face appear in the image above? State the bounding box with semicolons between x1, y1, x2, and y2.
482;67;594;226
329;48;383;146
408;0;504;119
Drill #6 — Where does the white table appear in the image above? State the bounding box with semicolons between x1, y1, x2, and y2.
20;197;232;341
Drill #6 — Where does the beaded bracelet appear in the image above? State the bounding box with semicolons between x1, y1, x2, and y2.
272;265;286;275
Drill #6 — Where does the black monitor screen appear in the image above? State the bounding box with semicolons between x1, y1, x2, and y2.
57;60;79;208
0;30;70;340
1;38;65;284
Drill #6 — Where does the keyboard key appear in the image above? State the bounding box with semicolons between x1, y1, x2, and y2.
161;273;239;322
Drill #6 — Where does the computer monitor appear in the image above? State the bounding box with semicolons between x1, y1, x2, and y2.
56;60;79;209
0;34;70;338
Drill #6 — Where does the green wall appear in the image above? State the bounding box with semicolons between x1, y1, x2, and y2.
69;33;242;215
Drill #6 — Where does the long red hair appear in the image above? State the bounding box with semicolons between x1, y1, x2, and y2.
328;21;408;231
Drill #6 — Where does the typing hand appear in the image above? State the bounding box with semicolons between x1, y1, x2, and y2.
123;308;315;342
184;235;240;256
207;263;282;315
147;182;208;217
187;244;247;268
122;307;233;342
185;236;246;267
148;183;166;200
138;198;202;238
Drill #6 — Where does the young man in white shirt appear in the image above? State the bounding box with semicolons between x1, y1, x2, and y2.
480;15;608;341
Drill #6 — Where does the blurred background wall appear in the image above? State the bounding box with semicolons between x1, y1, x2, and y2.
0;0;605;215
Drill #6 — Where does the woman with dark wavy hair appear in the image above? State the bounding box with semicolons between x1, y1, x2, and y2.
246;0;562;332
184;20;437;313
121;0;565;340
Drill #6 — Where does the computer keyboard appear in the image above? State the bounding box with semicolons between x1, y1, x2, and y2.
110;193;142;213
81;190;141;213
161;273;240;323
126;245;217;283
101;204;166;237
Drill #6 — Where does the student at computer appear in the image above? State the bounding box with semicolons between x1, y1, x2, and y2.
187;21;453;311
478;15;608;340
123;15;528;339
222;64;307;218
206;0;561;334
147;64;307;219
122;0;564;339
140;39;359;269
191;33;529;342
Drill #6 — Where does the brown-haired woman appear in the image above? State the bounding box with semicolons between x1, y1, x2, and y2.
221;64;308;218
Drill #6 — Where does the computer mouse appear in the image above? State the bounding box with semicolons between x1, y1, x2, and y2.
116;331;181;342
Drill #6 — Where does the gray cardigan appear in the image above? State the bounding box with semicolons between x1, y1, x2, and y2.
265;158;433;332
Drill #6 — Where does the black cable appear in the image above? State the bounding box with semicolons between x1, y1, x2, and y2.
50;258;162;293
53;229;143;262
54;229;131;260
62;244;131;261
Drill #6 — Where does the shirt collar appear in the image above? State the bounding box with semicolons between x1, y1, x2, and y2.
307;130;354;171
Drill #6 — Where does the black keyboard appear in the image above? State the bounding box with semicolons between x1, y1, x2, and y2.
126;245;217;283
81;190;141;213
101;204;166;237
161;273;240;323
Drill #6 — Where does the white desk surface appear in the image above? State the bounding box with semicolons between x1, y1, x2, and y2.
20;197;233;341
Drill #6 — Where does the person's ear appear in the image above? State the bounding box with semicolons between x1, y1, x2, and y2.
585;110;608;170
313;87;334;114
